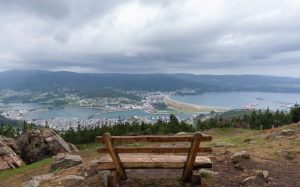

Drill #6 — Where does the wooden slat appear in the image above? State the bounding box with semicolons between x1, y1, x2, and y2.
103;133;127;180
97;147;212;154
96;134;212;144
182;133;202;182
95;154;212;170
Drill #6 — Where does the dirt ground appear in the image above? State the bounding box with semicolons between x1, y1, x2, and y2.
118;153;300;187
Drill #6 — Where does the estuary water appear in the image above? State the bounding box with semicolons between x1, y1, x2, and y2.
171;91;300;111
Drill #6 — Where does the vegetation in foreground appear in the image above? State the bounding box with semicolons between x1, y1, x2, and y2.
61;105;300;144
1;104;300;145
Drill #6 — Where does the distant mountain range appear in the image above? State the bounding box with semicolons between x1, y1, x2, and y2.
1;70;300;95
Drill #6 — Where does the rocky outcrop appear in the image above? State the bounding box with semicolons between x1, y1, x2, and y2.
0;135;21;155
50;153;83;171
22;160;110;187
16;128;78;163
0;135;23;171
21;173;54;187
280;129;295;136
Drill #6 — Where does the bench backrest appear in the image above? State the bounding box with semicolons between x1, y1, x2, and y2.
96;134;212;154
95;132;212;182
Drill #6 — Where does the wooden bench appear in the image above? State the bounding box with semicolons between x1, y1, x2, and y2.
95;132;212;186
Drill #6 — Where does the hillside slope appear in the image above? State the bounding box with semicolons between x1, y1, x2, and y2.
0;124;299;187
1;70;300;94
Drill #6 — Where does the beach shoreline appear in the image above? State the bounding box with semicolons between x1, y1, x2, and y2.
163;95;227;112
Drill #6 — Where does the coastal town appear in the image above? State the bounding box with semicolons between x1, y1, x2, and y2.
1;89;297;131
0;89;198;130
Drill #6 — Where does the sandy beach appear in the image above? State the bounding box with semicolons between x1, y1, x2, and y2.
163;96;227;112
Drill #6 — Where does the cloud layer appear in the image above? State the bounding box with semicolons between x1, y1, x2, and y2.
0;0;300;76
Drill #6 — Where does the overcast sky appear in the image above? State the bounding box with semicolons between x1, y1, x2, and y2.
0;0;300;76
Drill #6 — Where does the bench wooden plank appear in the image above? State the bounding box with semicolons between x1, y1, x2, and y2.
103;133;127;180
96;154;212;170
182;133;202;182
97;147;212;154
96;134;212;144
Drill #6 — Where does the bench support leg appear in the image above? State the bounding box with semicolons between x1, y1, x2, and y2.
192;171;202;185
103;133;127;180
182;133;202;182
108;171;119;187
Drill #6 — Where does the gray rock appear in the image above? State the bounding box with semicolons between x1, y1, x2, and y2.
176;132;188;136
0;135;21;155
0;136;24;171
231;151;251;163
234;163;245;170
0;146;12;156
16;128;78;163
262;170;269;178
242;176;257;185
68;143;79;152
98;170;110;186
280;129;295;136
63;175;85;180
50;154;83;171
21;179;40;187
21;174;54;187
198;168;218;176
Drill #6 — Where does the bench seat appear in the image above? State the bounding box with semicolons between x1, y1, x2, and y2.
96;153;212;170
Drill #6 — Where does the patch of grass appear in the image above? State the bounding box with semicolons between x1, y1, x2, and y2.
201;172;215;186
0;158;53;180
202;128;259;147
251;169;263;175
76;143;102;151
201;172;213;179
290;139;300;146
174;176;182;182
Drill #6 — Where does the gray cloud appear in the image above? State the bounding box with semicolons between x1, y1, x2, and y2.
0;0;300;76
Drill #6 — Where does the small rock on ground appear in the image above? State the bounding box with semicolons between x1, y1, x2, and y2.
262;170;269;178
50;154;83;171
21;173;54;187
231;151;251;163
280;129;295;136
242;176;257;185
199;168;218;176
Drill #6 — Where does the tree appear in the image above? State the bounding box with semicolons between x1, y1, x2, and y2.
290;104;300;123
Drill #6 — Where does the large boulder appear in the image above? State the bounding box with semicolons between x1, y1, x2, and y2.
0;135;21;155
0;135;24;171
16;128;78;163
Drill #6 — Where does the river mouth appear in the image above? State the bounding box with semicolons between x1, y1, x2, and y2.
169;91;300;111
